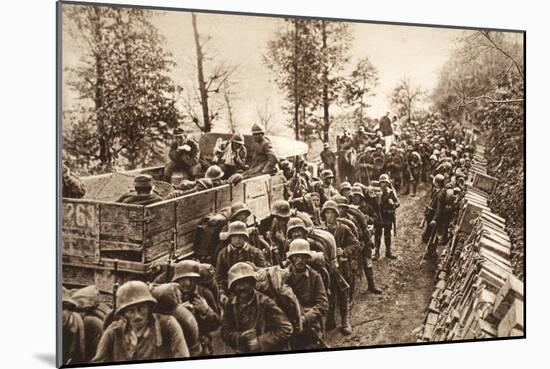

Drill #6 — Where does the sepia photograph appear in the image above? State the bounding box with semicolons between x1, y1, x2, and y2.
58;1;525;367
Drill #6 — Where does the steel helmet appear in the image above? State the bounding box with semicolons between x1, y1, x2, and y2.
331;194;350;210
433;174;445;188
231;133;245;145
320;169;335;180
280;160;291;169
321;200;340;218
450;150;458;158
226;221;249;239
205;165;224;181
450;138;456;143
172;260;201;281
286;217;308;237
433;149;440;156
375;143;383;150
350;185;365;199
271;199;291;218
229;201;252;221
429;154;438;162
323;142;330;149
339;181;352;192
115;281;157;315
434;143;441;150
134;174;153;188
228;262;257;291
251;123;265;135
379;174;391;184
287;239;312;258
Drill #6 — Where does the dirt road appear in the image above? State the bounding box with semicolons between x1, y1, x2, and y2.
325;185;436;347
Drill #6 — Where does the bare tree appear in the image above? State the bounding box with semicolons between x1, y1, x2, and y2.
189;12;238;132
390;78;426;123
222;80;237;133
256;98;275;134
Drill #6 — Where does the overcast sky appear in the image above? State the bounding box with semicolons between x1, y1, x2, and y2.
63;6;513;136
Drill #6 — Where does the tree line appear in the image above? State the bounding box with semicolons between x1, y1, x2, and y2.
63;5;433;175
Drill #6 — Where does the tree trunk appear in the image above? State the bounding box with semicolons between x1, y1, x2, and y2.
293;20;300;140
223;81;235;133
321;21;330;143
92;7;111;170
192;13;211;132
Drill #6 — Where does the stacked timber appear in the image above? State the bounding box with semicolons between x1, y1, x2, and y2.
418;144;524;342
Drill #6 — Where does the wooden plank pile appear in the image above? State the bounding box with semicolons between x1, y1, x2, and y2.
418;144;524;342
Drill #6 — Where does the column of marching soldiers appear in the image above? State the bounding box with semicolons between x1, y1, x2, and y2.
62;116;477;364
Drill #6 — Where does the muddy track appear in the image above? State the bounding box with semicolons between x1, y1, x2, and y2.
325;184;436;347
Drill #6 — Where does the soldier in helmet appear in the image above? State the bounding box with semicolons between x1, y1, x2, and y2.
332;195;382;295
163;127;200;182
422;174;446;257
320;142;336;174
213;133;248;178
339;181;352;198
93;281;189;362
172;260;221;356
286;239;329;350
315;169;339;206
353;126;369;152
368;143;386;182
406;148;423;197
386;146;404;194
62;289;86;365
355;147;374;186
221;262;293;353
215;221;267;304
350;185;381;227
321;200;360;335
62;164;87;199
244;123;278;177
266;200;292;263
204;165;225;187
116;175;162;205
374;174;399;260
70;286;105;362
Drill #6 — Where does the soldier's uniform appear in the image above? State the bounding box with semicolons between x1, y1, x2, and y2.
321;201;360;335
368;145;386;181
214;134;248;178
172;261;221;356
62;291;86;365
315;170;339;206
221;263;293;353
422;174;447;254
355;149;373;186
163;128;200;182
215;221;267;296
116;175;162;206
406;150;423;196
245;124;278;176
62;165;87;199
320;143;336;174
93;281;189;362
286;240;329;350
332;195;381;295
386;149;404;193
374;175;400;260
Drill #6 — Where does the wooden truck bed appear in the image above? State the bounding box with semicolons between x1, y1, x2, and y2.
62;173;285;293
